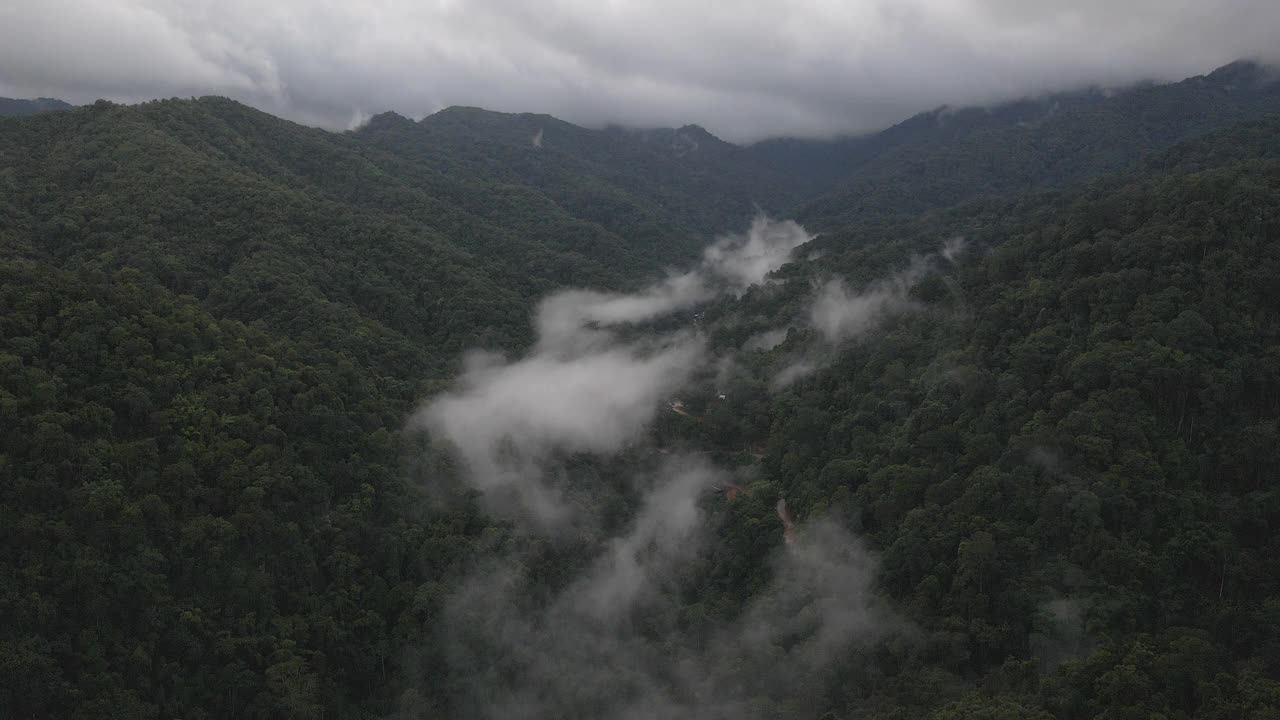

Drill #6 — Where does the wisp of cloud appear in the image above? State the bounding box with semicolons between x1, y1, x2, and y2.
417;215;811;523
416;215;904;719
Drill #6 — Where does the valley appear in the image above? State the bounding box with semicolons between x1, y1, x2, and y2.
2;61;1280;719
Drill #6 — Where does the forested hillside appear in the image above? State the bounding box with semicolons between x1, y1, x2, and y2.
2;63;1279;719
691;115;1280;718
0;97;812;373
0;94;810;718
796;61;1280;228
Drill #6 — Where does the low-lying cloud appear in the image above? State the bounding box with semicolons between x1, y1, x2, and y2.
445;503;895;720
770;237;967;387
417;215;809;522
422;337;703;522
809;277;911;344
414;214;914;716
701;217;813;290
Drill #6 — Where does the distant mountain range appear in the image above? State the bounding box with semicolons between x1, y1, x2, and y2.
2;60;1273;373
0;96;73;116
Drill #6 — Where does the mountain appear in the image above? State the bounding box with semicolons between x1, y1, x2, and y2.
359;106;817;252
794;60;1280;229
0;95;841;717
0;97;814;376
0;96;73;116
694;114;1280;718
2;63;1280;719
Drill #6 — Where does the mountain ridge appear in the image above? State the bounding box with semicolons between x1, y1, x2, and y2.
0;96;73;116
3;59;1280;719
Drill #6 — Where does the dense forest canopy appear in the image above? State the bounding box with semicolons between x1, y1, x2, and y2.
2;62;1279;719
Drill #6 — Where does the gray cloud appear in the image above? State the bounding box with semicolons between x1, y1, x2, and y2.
742;327;789;352
418;213;898;717
3;1;1278;140
421;337;704;523
416;216;806;522
535;217;809;348
809;277;912;345
770;237;966;388
768;272;917;389
445;505;895;720
701;217;813;289
810;238;966;343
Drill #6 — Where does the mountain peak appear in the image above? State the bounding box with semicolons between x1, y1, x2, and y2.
362;110;416;132
677;123;715;138
1205;59;1278;88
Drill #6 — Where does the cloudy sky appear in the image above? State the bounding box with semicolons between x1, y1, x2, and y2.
2;0;1278;141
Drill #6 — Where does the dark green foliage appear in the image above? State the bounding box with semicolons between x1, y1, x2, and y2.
2;96;777;718
4;63;1280;719
0;260;486;717
703;115;1280;718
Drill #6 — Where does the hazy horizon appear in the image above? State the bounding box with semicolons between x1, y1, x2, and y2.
4;0;1280;142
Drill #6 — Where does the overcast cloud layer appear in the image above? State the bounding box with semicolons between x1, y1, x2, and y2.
3;0;1279;140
